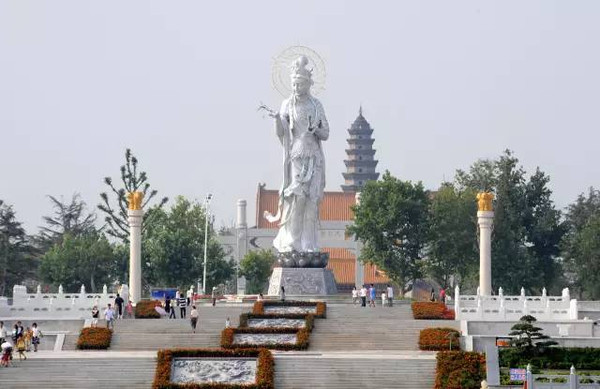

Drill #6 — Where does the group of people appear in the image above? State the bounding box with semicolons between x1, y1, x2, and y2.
90;293;133;329
1;321;42;367
352;284;395;307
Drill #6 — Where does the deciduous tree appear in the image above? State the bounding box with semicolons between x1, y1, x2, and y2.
348;172;430;293
239;249;275;294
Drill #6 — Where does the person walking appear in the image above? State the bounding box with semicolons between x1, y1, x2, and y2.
0;321;7;344
225;317;231;328
114;293;124;319
369;284;376;307
211;287;217;307
91;306;99;327
31;323;42;352
178;293;187;319
360;285;367;307
386;284;394;307
280;286;286;302
430;288;436;302
169;299;176;319
351;287;358;306
104;304;115;329
189;305;199;333
165;296;172;316
381;291;387;307
126;301;133;318
439;288;446;304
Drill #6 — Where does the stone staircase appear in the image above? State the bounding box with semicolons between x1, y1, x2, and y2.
0;357;155;388
274;353;437;388
106;306;245;350
310;304;457;351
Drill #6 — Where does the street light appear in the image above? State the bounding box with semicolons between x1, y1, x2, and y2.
202;193;213;295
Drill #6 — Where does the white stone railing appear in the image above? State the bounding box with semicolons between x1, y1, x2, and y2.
1;284;127;319
454;285;578;321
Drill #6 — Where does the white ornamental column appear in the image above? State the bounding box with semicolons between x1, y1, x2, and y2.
127;191;144;304
236;199;248;295
477;192;494;296
354;192;365;289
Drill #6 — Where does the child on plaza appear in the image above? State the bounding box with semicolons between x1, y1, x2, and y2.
24;327;32;351
1;340;13;367
16;336;26;360
91;306;99;327
225;317;231;328
381;291;387;307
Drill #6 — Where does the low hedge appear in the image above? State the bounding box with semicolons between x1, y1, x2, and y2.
239;313;314;332
419;328;461;351
500;347;600;370
135;300;162;319
153;348;274;389
252;300;327;318
411;302;455;320
435;351;486;389
76;327;112;350
221;327;310;351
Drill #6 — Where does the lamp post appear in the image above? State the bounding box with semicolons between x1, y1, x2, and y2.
202;193;213;295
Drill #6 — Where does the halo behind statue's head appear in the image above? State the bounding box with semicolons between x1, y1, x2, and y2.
272;46;326;97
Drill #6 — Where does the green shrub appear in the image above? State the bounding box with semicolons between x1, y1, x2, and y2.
500;347;600;370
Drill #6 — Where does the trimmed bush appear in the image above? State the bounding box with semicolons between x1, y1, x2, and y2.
135;300;162;319
238;313;314;331
221;327;310;351
76;327;112;350
419;328;461;351
252;300;327;318
411;302;455;320
153;348;274;389
435;351;486;389
500;347;600;370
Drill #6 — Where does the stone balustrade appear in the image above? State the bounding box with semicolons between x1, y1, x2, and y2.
454;285;578;321
1;284;126;319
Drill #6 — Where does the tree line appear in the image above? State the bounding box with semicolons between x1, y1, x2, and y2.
0;149;234;296
350;150;600;298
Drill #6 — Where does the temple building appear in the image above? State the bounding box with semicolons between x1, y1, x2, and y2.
219;108;387;292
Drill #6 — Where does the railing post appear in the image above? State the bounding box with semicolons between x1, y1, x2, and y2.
526;364;533;389
455;285;461;319
569;365;577;389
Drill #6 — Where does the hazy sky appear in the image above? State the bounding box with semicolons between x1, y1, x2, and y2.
1;1;599;233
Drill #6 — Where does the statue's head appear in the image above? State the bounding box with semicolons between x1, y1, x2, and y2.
290;56;313;97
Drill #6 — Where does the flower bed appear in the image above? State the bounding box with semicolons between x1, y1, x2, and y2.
411;302;455;320
76;327;112;350
153;348;274;389
239;313;314;331
435;351;486;389
419;328;461;351
135;300;162;319
221;327;310;351
252;300;327;318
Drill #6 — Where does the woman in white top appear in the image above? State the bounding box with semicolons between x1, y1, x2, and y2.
381;292;387;307
31;323;42;352
351;287;358;305
0;321;7;343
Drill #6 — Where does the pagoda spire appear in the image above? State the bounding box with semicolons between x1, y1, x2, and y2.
341;107;379;192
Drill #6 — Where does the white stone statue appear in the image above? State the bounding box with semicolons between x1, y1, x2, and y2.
262;55;329;254
80;284;86;295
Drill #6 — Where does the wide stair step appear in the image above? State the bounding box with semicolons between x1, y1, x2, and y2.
0;358;156;389
274;355;437;388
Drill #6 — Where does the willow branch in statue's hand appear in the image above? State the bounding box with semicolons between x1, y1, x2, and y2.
258;102;279;118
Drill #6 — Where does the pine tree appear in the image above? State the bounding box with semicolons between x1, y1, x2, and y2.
509;315;557;355
98;148;168;242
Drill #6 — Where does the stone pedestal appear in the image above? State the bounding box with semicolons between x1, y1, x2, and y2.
478;210;494;296
267;267;338;296
128;209;143;304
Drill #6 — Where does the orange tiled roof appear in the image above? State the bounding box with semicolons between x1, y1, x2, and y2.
256;185;356;228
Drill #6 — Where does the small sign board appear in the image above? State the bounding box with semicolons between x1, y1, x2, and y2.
509;368;526;381
496;337;511;347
